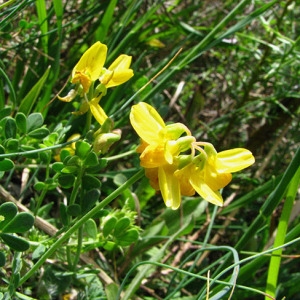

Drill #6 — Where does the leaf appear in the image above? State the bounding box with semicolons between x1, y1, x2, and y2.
2;212;34;233
52;162;64;173
114;217;131;236
26;113;44;132
67;204;81;217
61;166;78;174
113;173;127;186
5;117;17;139
15;112;27;133
18;66;51;115
0;233;30;251
35;0;48;57
105;283;119;300
75;140;91;160
118;229;139;246
82;189;100;214
58;174;75;188
32;244;46;261
27;127;50;139
43;132;59;146
103;217;117;238
0;107;12;122
84;219;98;239
34;181;46;191
6;139;19;152
84;151;99;167
0;202;18;230
0;158;15;172
82;174;102;191
0;251;5;267
94;0;118;41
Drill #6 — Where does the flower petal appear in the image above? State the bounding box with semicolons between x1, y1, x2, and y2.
89;97;108;125
174;165;195;196
58;89;77;102
105;70;134;88
140;144;166;168
99;55;133;88
205;165;232;190
190;179;223;206
145;168;159;190
72;42;107;83
158;166;181;210
216;148;255;173
130;102;165;144
108;54;132;71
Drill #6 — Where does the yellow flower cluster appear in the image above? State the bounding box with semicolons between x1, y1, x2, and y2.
59;42;254;210
130;102;255;210
59;41;134;125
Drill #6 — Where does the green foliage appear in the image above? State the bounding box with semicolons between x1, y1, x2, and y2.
0;202;34;252
0;0;299;299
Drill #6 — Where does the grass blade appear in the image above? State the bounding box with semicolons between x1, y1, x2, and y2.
265;165;300;298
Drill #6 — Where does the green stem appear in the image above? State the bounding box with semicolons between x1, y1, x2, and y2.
18;169;144;286
69;167;84;206
105;149;136;161
34;153;52;215
34;187;48;215
0;138;80;159
66;166;84;267
71;225;83;271
265;165;300;299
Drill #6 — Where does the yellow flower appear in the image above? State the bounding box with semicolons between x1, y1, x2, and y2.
130;102;195;209
71;42;133;94
175;144;255;206
130;102;255;210
130;102;193;168
71;42;108;93
59;41;134;126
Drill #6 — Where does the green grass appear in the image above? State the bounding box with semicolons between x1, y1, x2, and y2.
0;0;299;299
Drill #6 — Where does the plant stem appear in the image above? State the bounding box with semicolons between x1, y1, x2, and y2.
71;225;83;271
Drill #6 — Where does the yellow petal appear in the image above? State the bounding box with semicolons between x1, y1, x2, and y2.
190;179;223;206
99;69;114;86
158;166;181;210
136;140;149;153
108;55;132;72
58;89;77;102
130;102;165;144
101;55;133;88
89;97;108;125
105;70;134;88
71;72;92;93
216;148;255;173
204;165;232;190
174;165;195;196
140;144;166;168
71;42;107;90
145;168;159;190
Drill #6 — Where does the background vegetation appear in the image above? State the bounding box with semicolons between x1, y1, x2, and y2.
0;0;299;299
